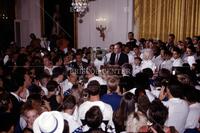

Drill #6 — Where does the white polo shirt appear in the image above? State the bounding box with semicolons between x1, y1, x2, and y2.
163;98;189;133
185;102;200;129
78;101;114;130
62;112;81;133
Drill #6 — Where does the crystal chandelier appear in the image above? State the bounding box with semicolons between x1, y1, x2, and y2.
71;0;89;13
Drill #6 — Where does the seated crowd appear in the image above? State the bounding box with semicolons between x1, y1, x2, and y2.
0;33;200;133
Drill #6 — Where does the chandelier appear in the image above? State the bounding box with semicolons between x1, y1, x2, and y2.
71;0;89;13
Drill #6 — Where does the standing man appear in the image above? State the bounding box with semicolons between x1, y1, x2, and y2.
127;32;137;44
109;43;129;66
166;34;175;50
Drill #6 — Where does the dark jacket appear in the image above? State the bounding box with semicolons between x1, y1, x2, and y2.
109;52;129;66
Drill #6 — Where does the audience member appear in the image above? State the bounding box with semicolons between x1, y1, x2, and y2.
45;80;62;110
101;76;122;111
78;80;115;132
159;78;189;133
1;32;200;133
113;92;135;133
126;95;149;132
109;43;129;66
62;95;82;132
82;106;104;132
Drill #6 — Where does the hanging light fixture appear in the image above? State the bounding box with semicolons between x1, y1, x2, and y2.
71;0;89;14
71;0;95;23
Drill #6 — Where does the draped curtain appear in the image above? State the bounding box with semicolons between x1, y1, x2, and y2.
134;0;200;41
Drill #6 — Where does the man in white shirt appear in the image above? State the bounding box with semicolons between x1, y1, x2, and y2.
78;81;115;132
172;47;183;67
133;45;143;58
94;50;105;70
60;70;78;95
104;44;114;64
129;72;156;102
184;86;200;131
160;50;173;71
124;45;135;64
183;46;197;67
84;65;106;88
39;73;50;96
43;55;54;75
152;48;165;71
62;95;82;133
159;79;189;133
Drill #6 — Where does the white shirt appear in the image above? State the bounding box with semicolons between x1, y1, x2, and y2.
94;58;105;70
129;50;135;55
151;86;161;98
84;76;106;88
82;58;88;63
60;79;73;94
128;52;135;64
39;82;48;96
163;98;189;133
106;52;111;59
44;66;54;75
185;102;200;129
105;52;112;64
160;59;173;71
11;90;29;102
10;92;21;102
19;116;27;130
172;58;183;67
126;112;147;133
115;53;121;63
132;65;141;76
184;55;196;67
78;101;114;129
3;55;9;64
141;60;156;72
62;112;81;133
152;55;164;70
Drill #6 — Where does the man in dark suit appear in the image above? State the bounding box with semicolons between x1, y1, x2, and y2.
109;42;129;66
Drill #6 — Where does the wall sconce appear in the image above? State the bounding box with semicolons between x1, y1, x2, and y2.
96;17;107;41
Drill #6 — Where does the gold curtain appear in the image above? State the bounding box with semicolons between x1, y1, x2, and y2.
134;0;200;41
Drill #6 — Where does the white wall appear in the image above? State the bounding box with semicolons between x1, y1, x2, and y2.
78;0;133;49
15;0;41;47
